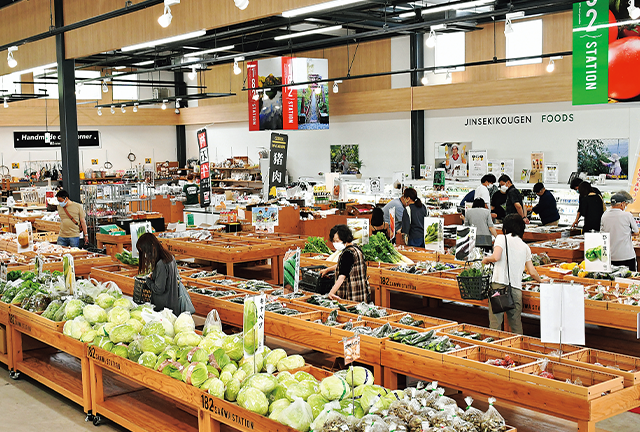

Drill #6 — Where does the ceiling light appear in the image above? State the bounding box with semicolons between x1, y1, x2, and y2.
445;72;452;84
183;44;235;58
110;105;115;114
188;66;197;80
121;104;126;113
7;46;17;68
234;0;249;10
102;80;109;93
134;60;155;66
274;25;343;41
630;0;640;19
333;82;339;93
252;91;260;101
506;11;525;20
546;59;555;73
133;103;138;113
161;99;168;110
97;107;102;116
425;30;436;48
282;0;365;18
158;5;173;28
233;57;243;75
421;75;428;85
121;30;206;52
504;19;514;35
3;98;8;108
75;82;83;95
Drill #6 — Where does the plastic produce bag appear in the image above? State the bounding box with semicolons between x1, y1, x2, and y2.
264;348;287;374
480;397;506;432
174;311;196;334
238;387;269;416
82;304;108;325
277;354;305;372
462;396;483;429
140;308;175;337
63;316;92;340
203;309;223;337
278;397;314;432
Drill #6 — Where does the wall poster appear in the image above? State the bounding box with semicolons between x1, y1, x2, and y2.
330;144;360;174
487;159;515;181
577;138;628;179
468;150;487;179
435;142;472;178
268;133;288;198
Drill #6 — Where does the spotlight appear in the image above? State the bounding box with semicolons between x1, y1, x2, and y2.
121;104;126;113
97;107;102;116
333;82;339;93
161;99;168;110
175;98;181;109
7;46;17;68
102;80;109;93
504;19;514;36
110;105;115;114
630;0;640;19
233;60;242;75
445;72;452;84
425;30;436;48
75;82;83;96
421;75;428;85
3;98;8;108
546;58;555;73
175;108;180;114
158;5;173;28
252;91;260;101
188;66;197;80
133;103;138;113
234;0;249;10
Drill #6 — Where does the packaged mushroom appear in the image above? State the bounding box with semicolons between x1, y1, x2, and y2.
480;397;507;432
461;396;484;430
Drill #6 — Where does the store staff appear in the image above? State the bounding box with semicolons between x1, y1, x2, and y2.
498;175;528;223
183;174;200;205
320;224;370;302
56;190;88;247
601;193;639;271
474;174;496;209
531;183;560;226
570;178;602;229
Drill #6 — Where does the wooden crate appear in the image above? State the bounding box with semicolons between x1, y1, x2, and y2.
445;345;542;377
562;349;640;387
381;311;456;330
33;219;61;233
33;231;59;243
9;304;65;332
383;336;477;363
510;360;624;399
492;335;584;359
437;323;517;345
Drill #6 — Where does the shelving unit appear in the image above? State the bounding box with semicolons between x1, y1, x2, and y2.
211;157;262;193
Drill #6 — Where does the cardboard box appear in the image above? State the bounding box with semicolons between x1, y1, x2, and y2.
0;324;6;355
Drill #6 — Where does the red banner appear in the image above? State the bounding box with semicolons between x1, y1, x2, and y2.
281;57;298;130
247;61;260;132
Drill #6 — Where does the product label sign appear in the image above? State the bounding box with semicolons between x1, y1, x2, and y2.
13;131;101;149
343;334;361;365
584;232;611;272
196;128;211;208
268;133;288;198
424;217;444;253
283;248;301;293
0;262;6;282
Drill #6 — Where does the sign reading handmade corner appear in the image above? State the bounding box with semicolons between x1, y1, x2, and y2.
196;128;211;208
248;57;329;131
268;133;288;198
14;131;100;149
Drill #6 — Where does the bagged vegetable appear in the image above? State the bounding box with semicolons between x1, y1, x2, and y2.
80;330;98;343
225;378;242;401
94;335;114;352
140;334;168;355
113;297;133;310
307;394;329;418
207;378;226;399
175;331;202;347
141;321;165;337
276;371;296;383
481;397;506;432
182;362;209;387
286;380;318;402
130;304;153;322
126;318;144;334
277;397;313;432
174;311;196;335
109;324;137;344
96;293;116;309
203;309;223;337
344;366;374;387
64;299;85;320
138;352;158;369
222;334;244;361
277;354;305;372
42;300;63;320
238;387;269;416
128;339;143;362
82;304;108;325
107;306;130;325
462;396;483;429
264;348;287;374
309;401;341;432
359;385;389;414
199;336;224;354
239;353;264;374
319;375;350;401
183;346;208;364
243;373;277;394
293;371;317;383
111;343;129;359
63;316;92;340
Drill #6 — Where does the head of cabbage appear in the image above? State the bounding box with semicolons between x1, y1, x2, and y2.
242;373;277;394
107;306;130;325
111;343;129;359
174;311;196;335
237;387;269;416
140;334;168;355
63;316;92;340
277;354;305;372
141;321;165;337
83;304;108;325
109;324;137;344
96;293;115;309
222;334;244;361
138;352;158;369
64;299;86;321
319;375;350;401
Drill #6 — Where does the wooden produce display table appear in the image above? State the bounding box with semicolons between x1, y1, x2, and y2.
96;234;132;257
33;219;61;233
529;240;584;261
495;228;580;243
9;255;114;278
0;300;12;368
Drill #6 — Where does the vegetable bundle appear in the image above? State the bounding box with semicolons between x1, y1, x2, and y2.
115;249;139;266
302;237;331;255
361;233;413;264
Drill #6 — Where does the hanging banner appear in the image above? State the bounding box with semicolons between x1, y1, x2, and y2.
281;56;298;130
626;154;640;213
268;133;288;198
196;128;211;207
584;232;611;273
424;217;444;253
545;163;559;184
468;150;488;179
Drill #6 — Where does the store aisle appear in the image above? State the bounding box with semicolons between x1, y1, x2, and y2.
0;366;125;432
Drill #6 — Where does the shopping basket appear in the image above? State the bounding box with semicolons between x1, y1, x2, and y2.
456;261;491;300
133;276;153;304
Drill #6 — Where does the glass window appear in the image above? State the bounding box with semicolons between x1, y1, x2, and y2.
112;75;139;101
506;19;543;66
435;32;465;73
0;72;21;96
34;69;102;100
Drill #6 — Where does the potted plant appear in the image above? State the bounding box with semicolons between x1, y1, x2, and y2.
351;159;364;178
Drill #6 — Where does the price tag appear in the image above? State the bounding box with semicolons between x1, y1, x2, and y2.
63;254;75;294
91;159;99;165
35;255;43;276
343;334;361;365
0;262;6;282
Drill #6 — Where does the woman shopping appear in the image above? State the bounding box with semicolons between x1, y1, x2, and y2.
481;214;542;334
137;233;195;315
370;207;391;239
464;198;498;251
401;188;428;247
320;224;371;302
573;182;606;233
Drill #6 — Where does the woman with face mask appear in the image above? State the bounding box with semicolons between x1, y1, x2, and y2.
319;224;370;301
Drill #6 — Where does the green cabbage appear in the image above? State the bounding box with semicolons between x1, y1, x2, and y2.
201;376;223;392
130;304;153;322
344;366;374;387
277;355;305;372
183;347;208;364
337;399;364;418
138;352;158;368
109;324;137;344
182;362;209;387
239;352;264;373
164;336;175;345
126;318;144;334
221;363;237;375
276;371;296;383
206;365;220;378
319;375;350;401
107;306;130;325
225;378;241;401
140;334;168;355
94;335;114;352
159;361;184;380
128;340;143;362
199;336;223;354
111;343;129;359
237;387;269;416
83;304;108;325
222;334;243;361
96;293;116;309
141;321;165;337
243;299;259;355
294;371;318;383
233;369;248;383
207;378;226;399
100;322;117;337
243;373;277;394
209;349;230;371
113;297;133;310
307;394;329;418
80;330;98;343
359;385;389;414
219;371;233;385
175;331;202;347
63;316;92;340
269;398;291;415
158;346;179;365
64;299;86;320
174;311;196;335
286;380;318;402
277;397;314;432
264;348;287;374
270;381;292;403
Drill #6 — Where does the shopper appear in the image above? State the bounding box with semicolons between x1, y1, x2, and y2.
482;214;542;334
319;224;370;302
464;198;498;250
572;182;605;233
570;178;602;229
491;187;507;222
498;175;528;223
531;183;560;226
601;193;639;271
401;187;428;247
382;194;405;240
137;233;195;314
183;174;200;205
371;207;390;239
459;190;475;208
56;190;89;247
475;174;496;209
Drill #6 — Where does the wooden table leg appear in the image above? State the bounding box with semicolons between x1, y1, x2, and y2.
381;287;391;308
272;256;281;285
6;320;13;370
373;364;384;386
81;356;91;414
117;244;124;254
577;420;595;432
384;368;399;389
226;262;234;277
10;324;23;369
199;410;221;432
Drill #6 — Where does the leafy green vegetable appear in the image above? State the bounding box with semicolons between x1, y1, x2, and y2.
361;232;405;263
302;236;332;254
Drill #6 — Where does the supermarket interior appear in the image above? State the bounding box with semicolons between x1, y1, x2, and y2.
2;1;640;432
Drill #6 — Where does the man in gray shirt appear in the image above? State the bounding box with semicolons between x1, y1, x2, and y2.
382;196;406;241
601;193;639;271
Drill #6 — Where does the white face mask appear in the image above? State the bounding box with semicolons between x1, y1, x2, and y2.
59;200;67;207
333;242;346;251
500;185;508;193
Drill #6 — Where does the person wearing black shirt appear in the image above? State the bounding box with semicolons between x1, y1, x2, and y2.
570;178;602;229
183;174;200;205
532;183;560;226
498;175;528;223
574;182;605;233
491;188;507;222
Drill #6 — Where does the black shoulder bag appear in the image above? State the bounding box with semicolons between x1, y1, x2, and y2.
489;235;516;313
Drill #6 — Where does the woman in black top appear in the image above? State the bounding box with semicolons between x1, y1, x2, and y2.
577;182;605;233
370;207;390;239
401;188;428;247
491;188;507;221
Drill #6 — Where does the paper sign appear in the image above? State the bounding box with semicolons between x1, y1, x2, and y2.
130;221;153;258
369;177;383;194
455;226;476;261
424;217;444;253
63;254;75;294
12;163;19;169
468;150;488;179
540;283;585;345
0;262;6;282
35;255;43;276
252;207;279;232
348;219;369;246
145;158;152;163
433;169;445;189
91;159;98;165
420;164;428;178
15;222;33;253
545;163;559;184
283;248;301;293
584;232;611;273
390;212;396;241
487;159;515;181
243;294;266;359
343;334;361;365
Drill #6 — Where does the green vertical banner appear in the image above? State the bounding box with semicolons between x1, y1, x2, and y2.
572;0;609;105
